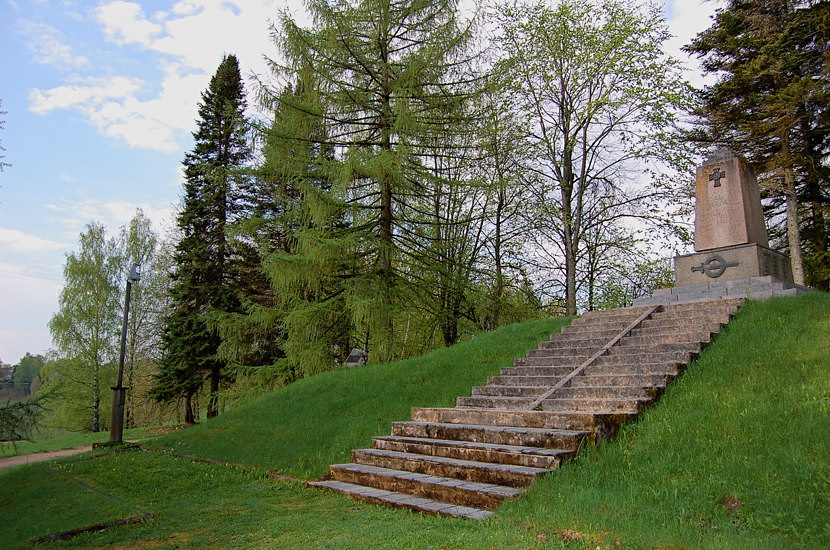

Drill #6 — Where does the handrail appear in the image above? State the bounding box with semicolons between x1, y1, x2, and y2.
525;305;661;411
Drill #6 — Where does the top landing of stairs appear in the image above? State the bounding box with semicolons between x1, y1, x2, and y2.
633;275;810;306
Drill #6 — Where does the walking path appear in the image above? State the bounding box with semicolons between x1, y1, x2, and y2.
0;445;95;469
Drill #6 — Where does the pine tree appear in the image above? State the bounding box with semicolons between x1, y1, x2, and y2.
685;0;830;288
152;54;250;421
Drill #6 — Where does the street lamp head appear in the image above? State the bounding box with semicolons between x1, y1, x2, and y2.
129;263;142;283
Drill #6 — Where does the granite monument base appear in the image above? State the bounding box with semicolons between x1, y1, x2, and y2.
674;243;793;287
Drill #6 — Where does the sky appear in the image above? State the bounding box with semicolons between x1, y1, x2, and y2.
0;0;720;365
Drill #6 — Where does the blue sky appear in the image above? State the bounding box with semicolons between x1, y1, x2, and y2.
0;0;719;365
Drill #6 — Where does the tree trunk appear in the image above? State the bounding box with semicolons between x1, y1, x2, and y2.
184;394;195;425
785;168;806;285
207;364;219;418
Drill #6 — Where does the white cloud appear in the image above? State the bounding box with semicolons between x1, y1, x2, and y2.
28;76;142;113
664;0;722;87
0;227;69;252
18;20;89;69
27;0;285;152
96;1;163;46
45;198;176;237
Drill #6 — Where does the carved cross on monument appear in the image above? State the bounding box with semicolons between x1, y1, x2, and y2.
708;167;725;187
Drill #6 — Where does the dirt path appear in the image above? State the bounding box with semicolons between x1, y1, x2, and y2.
0;445;95;469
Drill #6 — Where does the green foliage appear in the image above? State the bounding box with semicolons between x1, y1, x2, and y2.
44;211;168;433
265;0;481;369
492;0;694;314
0;395;47;441
685;0;830;289
48;222;123;432
12;352;44;394
154;54;251;421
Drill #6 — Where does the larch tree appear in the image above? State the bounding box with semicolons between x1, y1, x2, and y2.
152;54;251;421
684;0;830;289
214;76;332;387
492;0;694;315
265;0;480;367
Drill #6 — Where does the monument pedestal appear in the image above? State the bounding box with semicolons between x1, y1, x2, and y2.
674;243;793;286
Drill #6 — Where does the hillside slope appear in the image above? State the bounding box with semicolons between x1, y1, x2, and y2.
3;294;828;549
151;316;574;478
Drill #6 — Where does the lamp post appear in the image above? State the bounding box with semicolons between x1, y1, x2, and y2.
109;263;141;444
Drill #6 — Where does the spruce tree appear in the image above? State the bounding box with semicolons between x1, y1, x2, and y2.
152;54;250;421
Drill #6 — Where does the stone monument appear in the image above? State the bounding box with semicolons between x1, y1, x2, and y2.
634;149;807;305
675;149;793;286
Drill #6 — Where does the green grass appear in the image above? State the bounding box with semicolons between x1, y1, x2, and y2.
2;295;829;549
0;426;158;458
149;316;572;479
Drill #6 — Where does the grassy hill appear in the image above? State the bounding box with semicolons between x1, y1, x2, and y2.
2;293;829;549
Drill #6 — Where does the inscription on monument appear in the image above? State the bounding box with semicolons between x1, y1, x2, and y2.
691;254;739;278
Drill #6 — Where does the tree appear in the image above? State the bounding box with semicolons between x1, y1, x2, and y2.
153;54;251;421
684;0;830;289
265;0;480;366
48;222;122;432
12;353;45;397
0;397;47;441
492;0;694;314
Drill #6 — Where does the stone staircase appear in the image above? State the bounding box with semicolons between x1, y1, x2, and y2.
309;298;743;519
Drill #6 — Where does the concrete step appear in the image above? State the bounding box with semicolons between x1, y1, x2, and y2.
472;385;550;397
391;421;588;450
538;397;648;414
605;342;702;355
352;448;549;487
567;373;674;388
489;375;564;387
372;435;571;469
639;316;731;330
505;363;574;373
560;320;635;333
619;331;713;346
592;351;696;365
554;385;658;400
581;362;685;376
551;328;628;342
457;395;536;409
515;349;694;367
526;348;592;359
410;407;600;431
578;306;654;321
628;322;723;339
309;480;494;519
540;335;612;349
327;462;523;510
